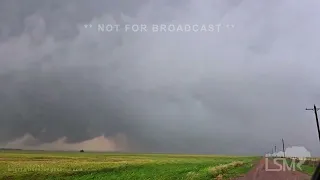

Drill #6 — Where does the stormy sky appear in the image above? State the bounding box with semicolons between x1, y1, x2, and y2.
1;0;320;155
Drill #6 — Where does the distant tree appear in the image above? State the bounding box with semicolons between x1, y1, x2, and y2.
80;150;84;152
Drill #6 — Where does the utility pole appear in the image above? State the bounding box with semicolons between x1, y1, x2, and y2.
306;104;320;142
282;139;285;158
275;145;277;157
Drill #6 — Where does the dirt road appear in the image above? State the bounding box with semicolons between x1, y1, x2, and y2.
233;158;311;180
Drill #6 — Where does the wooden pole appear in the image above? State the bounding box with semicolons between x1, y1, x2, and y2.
282;139;285;158
306;104;320;142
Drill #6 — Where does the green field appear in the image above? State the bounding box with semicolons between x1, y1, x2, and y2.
0;151;259;180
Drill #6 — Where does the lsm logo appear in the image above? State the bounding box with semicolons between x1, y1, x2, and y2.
264;146;311;172
265;158;305;172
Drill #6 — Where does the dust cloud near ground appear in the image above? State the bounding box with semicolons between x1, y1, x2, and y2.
2;133;129;152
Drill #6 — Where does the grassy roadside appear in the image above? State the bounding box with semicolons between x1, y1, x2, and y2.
272;158;318;176
300;164;316;175
209;159;258;179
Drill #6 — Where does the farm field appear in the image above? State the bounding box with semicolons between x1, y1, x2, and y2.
0;150;259;180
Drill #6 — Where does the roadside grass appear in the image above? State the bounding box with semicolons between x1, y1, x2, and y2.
269;157;318;175
220;161;255;179
0;151;259;180
300;164;316;175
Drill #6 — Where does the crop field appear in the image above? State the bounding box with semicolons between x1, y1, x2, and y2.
0;150;259;180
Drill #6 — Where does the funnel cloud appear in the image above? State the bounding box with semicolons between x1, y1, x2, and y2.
1;0;320;155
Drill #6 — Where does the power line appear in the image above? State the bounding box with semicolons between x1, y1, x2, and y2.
306;104;320;142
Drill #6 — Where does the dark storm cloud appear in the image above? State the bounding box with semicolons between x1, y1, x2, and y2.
1;0;320;155
0;0;150;41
